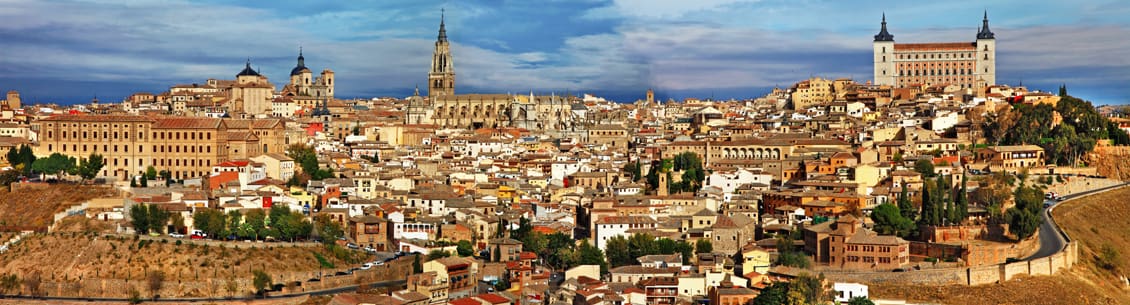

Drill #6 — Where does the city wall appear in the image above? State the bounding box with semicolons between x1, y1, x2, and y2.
826;241;1078;286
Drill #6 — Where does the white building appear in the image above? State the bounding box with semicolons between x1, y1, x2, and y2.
594;215;657;251
706;168;774;194
833;282;869;303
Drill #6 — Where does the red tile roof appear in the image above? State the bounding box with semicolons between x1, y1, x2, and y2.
475;293;511;304
209;171;239;190
449;297;482;305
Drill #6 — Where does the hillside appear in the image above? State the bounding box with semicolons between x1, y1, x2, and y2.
0;184;118;229
0;232;379;298
870;186;1130;304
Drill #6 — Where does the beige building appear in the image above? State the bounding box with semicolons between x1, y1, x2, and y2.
35;115;286;181
873;12;996;90
977;145;1045;172
791;77;835;110
229;60;277;116
805;215;910;270
249;152;295;181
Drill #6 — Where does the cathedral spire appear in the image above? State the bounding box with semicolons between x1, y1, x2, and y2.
977;10;995;39
874;12;894;42
438;8;448;42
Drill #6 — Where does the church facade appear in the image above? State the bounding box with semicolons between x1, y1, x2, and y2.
872;12;996;90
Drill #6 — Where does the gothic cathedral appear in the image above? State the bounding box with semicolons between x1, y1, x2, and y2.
429;10;455;98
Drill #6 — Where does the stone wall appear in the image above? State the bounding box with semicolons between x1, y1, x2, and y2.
921;225;987;243
824;241;1079;286
966;265;1000;285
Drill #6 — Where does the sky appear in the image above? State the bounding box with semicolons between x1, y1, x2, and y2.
0;0;1128;105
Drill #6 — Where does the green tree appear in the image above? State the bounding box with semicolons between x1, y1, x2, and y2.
7;145;36;175
145;166;158;180
695;239;713;254
871;203;915;238
913;159;935;177
427;249;451;260
251;270;272;296
896;183;916;221
77;153;106;182
412;254;423;273
129;204;151;234
847;297;875;305
245;209;267;240
955;172;969;223
604;235;633;267
192;209;227;238
169;212;186;234
1006;183;1044;240
575;240;608;274
628;233;659;260
146;204;170;234
313;214;344;243
456;240;474;257
31;153;75;179
752;282;788;305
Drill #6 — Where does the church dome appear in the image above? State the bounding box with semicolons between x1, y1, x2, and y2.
237;60;261;77
291;66;311;76
290;51;308;76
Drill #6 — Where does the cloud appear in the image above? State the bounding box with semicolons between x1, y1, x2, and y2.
0;0;1127;104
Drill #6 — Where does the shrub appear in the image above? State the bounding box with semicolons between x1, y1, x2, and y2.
1099;244;1120;270
175;240;182;246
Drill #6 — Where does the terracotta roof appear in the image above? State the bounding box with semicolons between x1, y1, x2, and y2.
39;114;154;123
152;117;224;129
475;293;511;304
894;42;976;51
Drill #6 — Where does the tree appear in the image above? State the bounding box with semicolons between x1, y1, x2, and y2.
130;204;152;234
192;209;227;238
147;204;170;234
695;239;713;254
847;297;875;305
954;172;969;224
604;235;633;267
913;159;935;177
7;145;36;175
251;270;272;296
871;203;915;238
752;282;788;305
313;214;344;243
169;213;186;234
1099;244;1121;270
456;240;474;257
245;209;267;240
145;166;158;180
412;254;423;273
896;183;916;221
31;153;76;179
575;240;608;274
77;153;105;182
427;249;451;260
0;274;19;295
1006;183;1044;240
146;270;165;300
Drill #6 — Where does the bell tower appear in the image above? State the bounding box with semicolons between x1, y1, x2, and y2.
428;9;455;98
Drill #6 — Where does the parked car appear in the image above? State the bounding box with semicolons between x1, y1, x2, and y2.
361;263;374;270
190;234;205;240
373;261;384;266
148;232;160;237
347;243;359;249
169;233;185;238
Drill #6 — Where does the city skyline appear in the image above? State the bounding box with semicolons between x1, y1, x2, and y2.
1;0;1128;104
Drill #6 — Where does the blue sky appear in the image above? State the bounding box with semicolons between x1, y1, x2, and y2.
0;0;1128;104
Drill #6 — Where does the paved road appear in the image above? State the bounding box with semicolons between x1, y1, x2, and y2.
1023;183;1128;261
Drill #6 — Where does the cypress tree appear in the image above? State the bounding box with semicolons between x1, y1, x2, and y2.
897;182;916;221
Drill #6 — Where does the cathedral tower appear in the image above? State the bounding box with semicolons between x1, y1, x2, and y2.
429;9;455;98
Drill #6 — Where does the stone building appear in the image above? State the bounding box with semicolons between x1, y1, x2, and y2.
872;12;996;90
804;215;910;270
35;115;286;181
